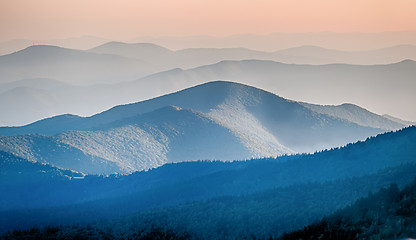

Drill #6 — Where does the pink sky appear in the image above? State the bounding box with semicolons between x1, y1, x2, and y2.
1;0;416;41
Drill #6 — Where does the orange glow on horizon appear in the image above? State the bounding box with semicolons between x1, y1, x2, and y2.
0;0;415;41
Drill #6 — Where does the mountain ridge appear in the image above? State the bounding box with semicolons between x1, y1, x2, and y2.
300;102;405;131
0;45;158;85
89;41;416;67
1;59;415;126
0;81;393;174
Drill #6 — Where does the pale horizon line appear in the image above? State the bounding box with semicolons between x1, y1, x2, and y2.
3;30;416;43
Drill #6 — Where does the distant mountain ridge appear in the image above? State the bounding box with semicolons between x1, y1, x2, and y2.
0;45;158;85
89;41;416;68
131;31;416;52
0;36;108;55
0;48;416;126
0;81;399;174
1;59;415;126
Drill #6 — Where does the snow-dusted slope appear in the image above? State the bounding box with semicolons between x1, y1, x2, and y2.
206;85;294;157
0;105;252;174
0;81;391;174
58;106;251;172
59;125;169;173
0;134;121;174
91;81;386;153
202;82;385;153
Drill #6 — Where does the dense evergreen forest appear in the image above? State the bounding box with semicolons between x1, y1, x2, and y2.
280;178;416;240
2;176;416;239
0;225;193;240
1;126;416;239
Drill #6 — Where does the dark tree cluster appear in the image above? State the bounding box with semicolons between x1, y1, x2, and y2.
279;178;416;240
1;127;416;239
0;225;193;240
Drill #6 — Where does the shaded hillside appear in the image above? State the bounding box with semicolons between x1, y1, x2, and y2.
2;153;416;239
105;165;416;240
0;151;85;211
1;126;415;235
280;178;416;240
2;165;415;240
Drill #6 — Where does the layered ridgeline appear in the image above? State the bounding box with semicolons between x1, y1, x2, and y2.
0;45;158;86
1;126;415;239
89;41;416;67
0;81;403;174
1;58;415;127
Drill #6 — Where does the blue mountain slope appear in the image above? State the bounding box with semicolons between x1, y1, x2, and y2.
0;151;85;211
104;126;416;209
0;81;238;135
0;81;385;157
67;81;385;153
57;106;251;172
1;126;415;236
0;105;255;173
0;134;122;174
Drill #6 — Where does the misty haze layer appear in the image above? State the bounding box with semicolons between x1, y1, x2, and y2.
2;31;416;55
0;42;415;126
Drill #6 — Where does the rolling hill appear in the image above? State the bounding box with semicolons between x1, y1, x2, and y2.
0;81;393;174
0;134;122;175
280;178;416;240
1;59;415;127
0;45;157;85
1;126;415;238
0;105;251;174
122;59;415;122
